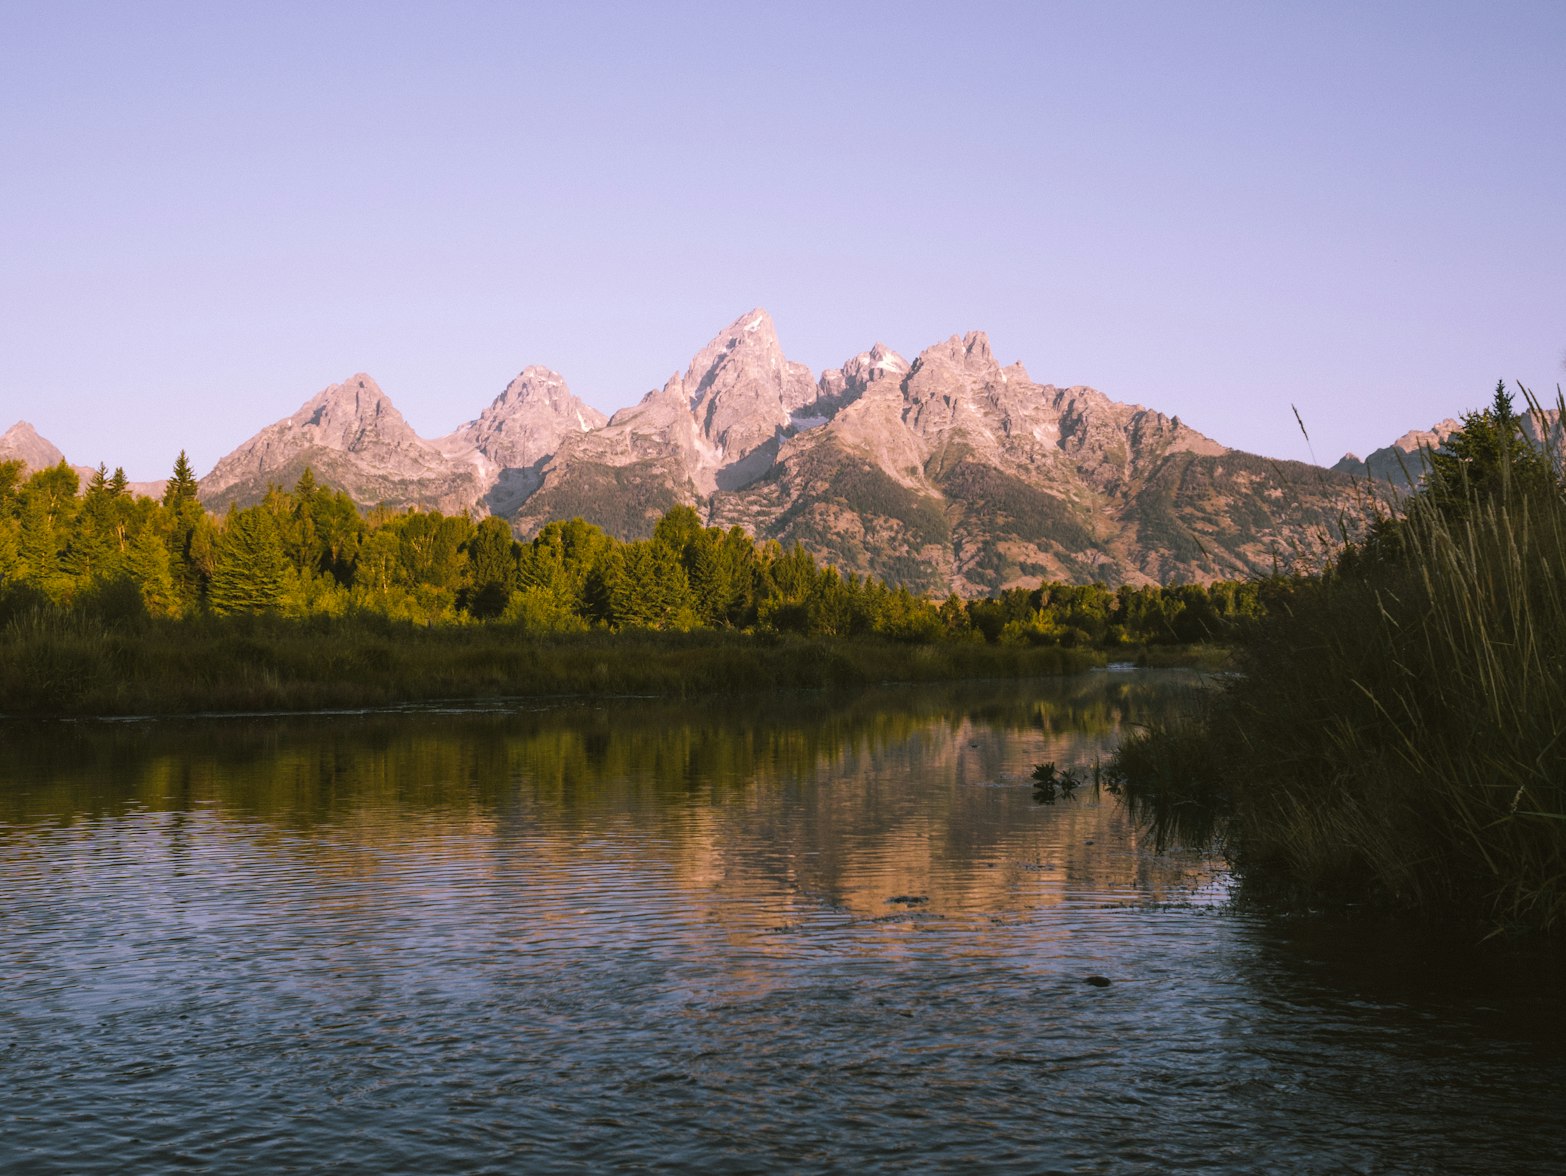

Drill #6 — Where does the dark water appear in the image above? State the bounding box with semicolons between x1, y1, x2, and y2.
0;672;1560;1174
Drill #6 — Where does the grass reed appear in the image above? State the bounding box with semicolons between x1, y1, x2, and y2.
1110;387;1566;937
0;611;1103;717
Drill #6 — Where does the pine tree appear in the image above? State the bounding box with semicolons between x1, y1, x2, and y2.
463;515;520;618
162;451;199;509
126;525;179;617
207;505;288;615
1427;380;1554;515
17;463;80;600
608;541;692;630
0;513;20;584
689;527;751;627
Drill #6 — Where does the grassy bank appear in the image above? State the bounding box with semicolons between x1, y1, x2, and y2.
0;609;1128;717
1110;386;1566;938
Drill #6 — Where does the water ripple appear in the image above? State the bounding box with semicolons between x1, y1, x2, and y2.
0;677;1560;1173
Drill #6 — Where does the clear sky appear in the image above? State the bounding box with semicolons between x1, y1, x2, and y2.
2;0;1562;479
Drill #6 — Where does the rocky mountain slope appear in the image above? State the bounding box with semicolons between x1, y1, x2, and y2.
1;420;166;497
1332;421;1461;485
0;421;72;474
200;373;490;514
12;309;1404;592
1335;402;1563;486
435;367;607;517
706;327;1355;592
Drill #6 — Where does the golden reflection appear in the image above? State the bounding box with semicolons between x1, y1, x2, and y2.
0;674;1220;973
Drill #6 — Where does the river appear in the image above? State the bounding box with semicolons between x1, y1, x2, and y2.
0;671;1560;1173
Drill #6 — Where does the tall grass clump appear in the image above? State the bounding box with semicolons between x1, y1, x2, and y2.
1111;383;1566;937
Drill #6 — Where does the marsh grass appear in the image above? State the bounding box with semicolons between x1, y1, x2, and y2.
0;613;1101;717
1111;388;1566;936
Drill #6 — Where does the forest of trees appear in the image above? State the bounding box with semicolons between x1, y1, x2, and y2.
0;454;1265;647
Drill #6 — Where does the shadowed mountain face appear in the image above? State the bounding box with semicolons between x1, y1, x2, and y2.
1331;421;1462;486
166;309;1384;590
1332;405;1565;487
705;327;1355;592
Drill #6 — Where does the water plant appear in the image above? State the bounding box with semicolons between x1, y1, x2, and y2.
1030;760;1083;804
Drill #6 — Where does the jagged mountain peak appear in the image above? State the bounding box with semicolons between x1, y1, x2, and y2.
685;308;787;398
1332;418;1461;483
200;373;485;514
677;308;818;468
853;342;911;379
3;420;42;442
134;308;1379;592
867;341;907;366
487;365;604;426
0;420;68;472
290;373;409;441
499;365;569;400
454;367;608;470
914;330;997;373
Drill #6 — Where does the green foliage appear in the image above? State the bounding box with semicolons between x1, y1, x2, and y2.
0;453;1269;647
0;445;1260;721
162;450;200;509
1111;381;1566;937
208;505;288;615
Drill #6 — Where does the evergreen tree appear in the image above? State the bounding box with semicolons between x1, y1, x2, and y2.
0;512;19;585
608;541;692;629
688;526;754;628
16;463;80;601
0;459;22;513
207;505;288;615
1426;379;1555;513
162;451;199;509
523;518;612;615
126;525;179;617
349;529;403;612
652;504;704;557
462;515;520;619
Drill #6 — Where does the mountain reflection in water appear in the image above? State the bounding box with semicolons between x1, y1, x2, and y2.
0;672;1559;1174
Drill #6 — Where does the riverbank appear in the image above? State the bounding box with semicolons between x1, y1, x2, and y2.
1107;386;1566;939
0;610;1230;717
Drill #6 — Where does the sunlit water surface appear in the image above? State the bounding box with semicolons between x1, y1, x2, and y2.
1;672;1560;1173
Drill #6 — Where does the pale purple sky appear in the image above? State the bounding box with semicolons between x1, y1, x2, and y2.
2;1;1562;480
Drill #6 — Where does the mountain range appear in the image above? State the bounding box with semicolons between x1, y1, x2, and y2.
6;309;1462;594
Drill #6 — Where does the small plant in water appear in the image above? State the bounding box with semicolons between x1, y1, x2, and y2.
1031;761;1083;804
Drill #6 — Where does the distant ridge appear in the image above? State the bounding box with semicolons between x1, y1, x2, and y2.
10;310;1397;592
1;420;165;498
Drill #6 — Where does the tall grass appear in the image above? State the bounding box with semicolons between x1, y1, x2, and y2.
1111;389;1566;937
0;612;1100;717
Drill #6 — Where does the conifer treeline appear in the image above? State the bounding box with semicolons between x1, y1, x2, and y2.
0;456;1264;645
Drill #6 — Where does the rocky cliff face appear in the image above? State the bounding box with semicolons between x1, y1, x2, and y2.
707;329;1350;592
437;367;607;516
191;311;1383;590
0;422;70;473
1;421;166;496
1332;420;1461;485
1334;403;1564;486
200;374;488;514
509;308;829;536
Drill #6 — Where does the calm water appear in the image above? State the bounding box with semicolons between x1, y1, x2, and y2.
0;672;1560;1174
